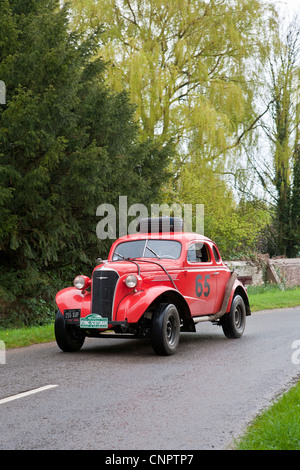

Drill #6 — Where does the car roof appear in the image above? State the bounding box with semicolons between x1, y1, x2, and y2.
114;232;213;244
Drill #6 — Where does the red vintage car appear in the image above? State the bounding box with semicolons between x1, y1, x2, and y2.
55;218;251;355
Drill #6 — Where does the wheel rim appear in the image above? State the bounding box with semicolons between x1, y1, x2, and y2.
166;315;177;346
234;304;244;332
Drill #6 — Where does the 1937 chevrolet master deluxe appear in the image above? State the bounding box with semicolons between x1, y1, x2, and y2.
55;217;250;355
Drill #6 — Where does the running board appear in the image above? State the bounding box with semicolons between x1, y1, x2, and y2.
192;315;215;324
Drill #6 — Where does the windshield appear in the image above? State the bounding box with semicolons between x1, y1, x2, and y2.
112;239;182;260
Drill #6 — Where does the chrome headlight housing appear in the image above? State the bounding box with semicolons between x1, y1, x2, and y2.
74;275;90;290
125;274;138;288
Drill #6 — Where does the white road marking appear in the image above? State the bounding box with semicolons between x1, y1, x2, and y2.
0;385;58;405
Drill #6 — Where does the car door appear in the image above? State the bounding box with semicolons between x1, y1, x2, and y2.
211;243;231;312
184;241;217;316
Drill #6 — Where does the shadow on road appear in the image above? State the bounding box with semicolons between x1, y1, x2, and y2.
60;328;229;358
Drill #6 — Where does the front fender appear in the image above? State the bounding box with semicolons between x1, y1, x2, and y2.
115;285;183;323
55;287;91;317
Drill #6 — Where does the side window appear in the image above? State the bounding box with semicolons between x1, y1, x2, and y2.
213;245;220;262
187;243;211;263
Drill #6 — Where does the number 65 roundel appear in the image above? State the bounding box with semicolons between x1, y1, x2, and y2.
195;274;210;298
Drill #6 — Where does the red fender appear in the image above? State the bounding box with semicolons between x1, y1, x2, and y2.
55;287;91;318
226;279;250;315
115;285;182;323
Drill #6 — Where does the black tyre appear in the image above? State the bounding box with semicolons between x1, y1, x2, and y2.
55;310;85;352
221;294;246;339
151;303;180;355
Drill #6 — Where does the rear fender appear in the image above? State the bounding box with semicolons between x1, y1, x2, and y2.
116;285;192;326
226;280;251;316
55;287;91;318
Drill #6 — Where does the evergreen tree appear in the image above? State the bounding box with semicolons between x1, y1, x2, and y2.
254;17;300;257
0;0;172;323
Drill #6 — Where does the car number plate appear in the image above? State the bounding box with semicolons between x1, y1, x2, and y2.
80;314;108;329
64;309;81;324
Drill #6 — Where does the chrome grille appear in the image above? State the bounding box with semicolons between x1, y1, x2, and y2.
91;269;119;321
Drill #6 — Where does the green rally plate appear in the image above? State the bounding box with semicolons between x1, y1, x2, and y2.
80;314;108;329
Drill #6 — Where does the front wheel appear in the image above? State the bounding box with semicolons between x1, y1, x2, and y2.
55;310;85;352
151;303;180;356
220;295;246;339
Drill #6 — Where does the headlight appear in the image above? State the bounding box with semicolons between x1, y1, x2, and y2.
125;274;138;288
74;275;90;290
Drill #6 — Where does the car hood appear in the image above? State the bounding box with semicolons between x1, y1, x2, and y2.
93;259;181;276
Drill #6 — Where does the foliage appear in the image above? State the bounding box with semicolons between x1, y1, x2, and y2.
165;159;270;259
70;0;272;143
0;0;299;328
243;17;300;257
69;0;277;257
0;0;172;323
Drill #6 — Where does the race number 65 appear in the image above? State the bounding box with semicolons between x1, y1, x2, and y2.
195;274;210;298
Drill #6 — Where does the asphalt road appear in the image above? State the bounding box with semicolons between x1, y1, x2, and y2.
1;306;300;450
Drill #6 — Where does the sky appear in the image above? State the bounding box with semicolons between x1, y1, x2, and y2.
285;0;300;11
275;0;300;15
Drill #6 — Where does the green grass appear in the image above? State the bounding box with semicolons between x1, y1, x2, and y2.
247;285;300;312
0;323;55;349
235;381;300;450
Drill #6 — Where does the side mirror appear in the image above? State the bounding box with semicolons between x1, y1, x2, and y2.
96;258;108;265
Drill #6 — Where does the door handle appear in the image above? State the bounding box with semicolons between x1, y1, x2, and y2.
212;272;219;275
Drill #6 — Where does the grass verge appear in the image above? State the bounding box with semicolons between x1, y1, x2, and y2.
235;380;300;450
247;285;300;312
1;285;300;349
0;323;55;349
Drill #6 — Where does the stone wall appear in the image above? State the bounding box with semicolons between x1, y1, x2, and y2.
225;257;300;287
225;260;264;285
268;259;300;287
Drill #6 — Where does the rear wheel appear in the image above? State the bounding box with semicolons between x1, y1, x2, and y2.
55;310;85;352
151;303;180;355
221;295;246;338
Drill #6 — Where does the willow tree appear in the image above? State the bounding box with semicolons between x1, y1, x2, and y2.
70;0;272;151
68;0;274;253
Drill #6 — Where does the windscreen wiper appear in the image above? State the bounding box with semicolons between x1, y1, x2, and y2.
146;246;161;259
113;252;141;275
